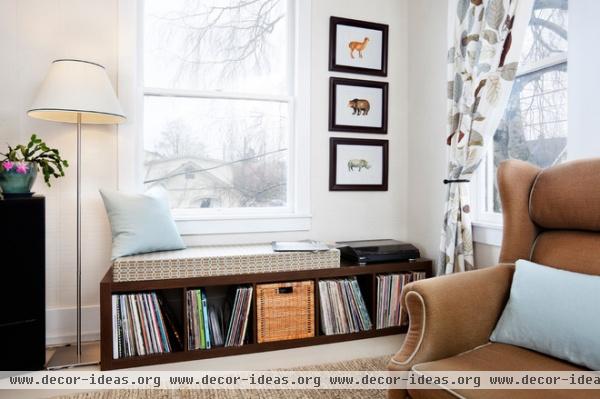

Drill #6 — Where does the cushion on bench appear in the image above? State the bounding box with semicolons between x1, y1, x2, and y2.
112;244;340;282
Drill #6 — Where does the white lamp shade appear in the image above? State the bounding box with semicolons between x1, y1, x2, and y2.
28;59;126;124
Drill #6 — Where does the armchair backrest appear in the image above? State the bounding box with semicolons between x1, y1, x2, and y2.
497;158;600;275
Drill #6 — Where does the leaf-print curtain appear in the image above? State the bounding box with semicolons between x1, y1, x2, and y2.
439;0;534;275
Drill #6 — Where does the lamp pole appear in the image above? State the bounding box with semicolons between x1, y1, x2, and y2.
76;112;82;363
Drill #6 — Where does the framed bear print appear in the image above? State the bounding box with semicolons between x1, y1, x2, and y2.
329;16;388;76
329;137;388;191
329;77;388;134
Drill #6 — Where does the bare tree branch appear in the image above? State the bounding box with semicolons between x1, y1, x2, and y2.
153;0;285;84
531;17;567;40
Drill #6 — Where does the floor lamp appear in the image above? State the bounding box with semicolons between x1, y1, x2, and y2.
28;59;126;369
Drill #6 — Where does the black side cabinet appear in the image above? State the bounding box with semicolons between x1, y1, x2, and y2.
0;196;45;370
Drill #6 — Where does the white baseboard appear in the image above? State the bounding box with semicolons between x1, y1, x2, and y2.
46;305;100;346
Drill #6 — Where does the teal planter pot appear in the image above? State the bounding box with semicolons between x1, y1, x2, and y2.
0;162;38;196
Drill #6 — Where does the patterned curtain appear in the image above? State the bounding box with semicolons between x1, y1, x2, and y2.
439;0;535;275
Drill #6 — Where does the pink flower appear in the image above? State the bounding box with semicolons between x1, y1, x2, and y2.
15;161;29;174
2;160;14;171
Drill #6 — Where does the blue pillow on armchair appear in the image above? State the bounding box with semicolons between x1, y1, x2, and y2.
491;259;600;370
100;187;185;259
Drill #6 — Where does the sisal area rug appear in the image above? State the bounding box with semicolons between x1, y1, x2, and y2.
54;355;391;399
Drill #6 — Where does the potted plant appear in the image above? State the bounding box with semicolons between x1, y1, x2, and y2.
1;134;69;197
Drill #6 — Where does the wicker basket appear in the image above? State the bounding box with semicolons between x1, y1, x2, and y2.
257;280;315;343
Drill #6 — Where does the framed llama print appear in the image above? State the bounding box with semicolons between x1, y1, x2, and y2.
329;77;388;134
329;16;388;76
329;137;388;191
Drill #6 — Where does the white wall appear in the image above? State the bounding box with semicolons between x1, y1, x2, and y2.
474;243;501;267
405;0;448;265
0;0;408;345
569;0;600;159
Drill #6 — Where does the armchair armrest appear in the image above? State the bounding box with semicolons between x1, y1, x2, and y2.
388;264;514;373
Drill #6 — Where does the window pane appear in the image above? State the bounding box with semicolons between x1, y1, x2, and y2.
144;0;289;94
520;0;568;69
143;96;289;209
489;0;568;214
491;64;567;212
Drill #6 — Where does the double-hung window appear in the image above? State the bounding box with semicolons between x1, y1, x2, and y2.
137;0;310;234
475;0;568;226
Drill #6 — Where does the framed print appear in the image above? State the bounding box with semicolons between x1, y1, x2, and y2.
329;16;388;76
329;77;388;134
329;137;388;191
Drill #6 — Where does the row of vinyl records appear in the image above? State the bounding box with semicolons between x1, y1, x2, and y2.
187;286;253;349
376;271;427;329
318;272;428;335
319;278;372;335
112;293;182;359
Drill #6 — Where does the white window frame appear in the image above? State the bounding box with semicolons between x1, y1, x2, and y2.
117;0;311;235
473;52;568;245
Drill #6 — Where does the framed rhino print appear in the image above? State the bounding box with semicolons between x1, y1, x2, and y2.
329;137;388;191
329;16;388;76
329;77;388;134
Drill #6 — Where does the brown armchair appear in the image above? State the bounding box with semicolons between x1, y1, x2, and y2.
388;159;600;399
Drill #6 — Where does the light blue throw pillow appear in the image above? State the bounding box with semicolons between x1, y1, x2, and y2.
100;187;185;260
490;259;600;370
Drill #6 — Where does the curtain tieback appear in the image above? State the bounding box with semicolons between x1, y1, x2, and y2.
443;179;470;184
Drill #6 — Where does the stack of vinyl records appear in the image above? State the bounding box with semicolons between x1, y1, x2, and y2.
318;278;372;335
208;303;228;348
225;286;253;347
112;292;181;359
188;286;253;349
188;288;216;350
412;271;427;281
376;271;427;329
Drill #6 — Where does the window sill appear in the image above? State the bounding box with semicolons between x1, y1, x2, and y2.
472;221;503;247
175;214;312;236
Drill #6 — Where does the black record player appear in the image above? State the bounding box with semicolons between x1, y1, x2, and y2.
336;239;420;265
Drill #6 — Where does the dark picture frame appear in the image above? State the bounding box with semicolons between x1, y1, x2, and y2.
329;16;389;77
329;77;388;134
329;137;389;191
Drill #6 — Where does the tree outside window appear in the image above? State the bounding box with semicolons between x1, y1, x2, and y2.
143;0;291;210
486;0;568;213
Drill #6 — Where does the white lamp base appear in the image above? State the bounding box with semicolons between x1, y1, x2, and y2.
46;341;100;370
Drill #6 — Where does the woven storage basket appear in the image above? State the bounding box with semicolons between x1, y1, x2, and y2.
257;280;315;343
